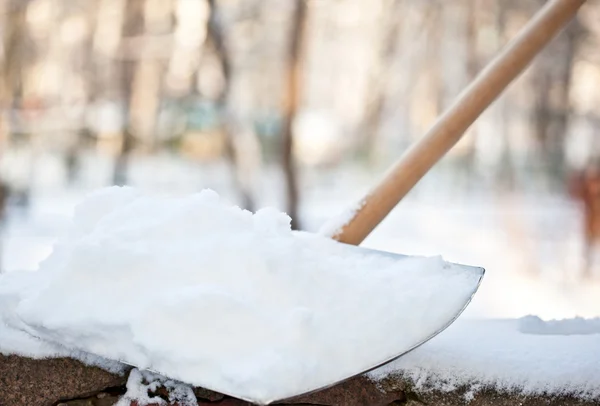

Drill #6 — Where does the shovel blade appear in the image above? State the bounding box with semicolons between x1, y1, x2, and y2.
135;246;483;405
15;245;484;405
254;246;484;404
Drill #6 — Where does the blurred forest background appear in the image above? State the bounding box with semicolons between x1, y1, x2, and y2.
0;0;599;301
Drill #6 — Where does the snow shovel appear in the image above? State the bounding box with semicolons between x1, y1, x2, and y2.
148;0;582;403
11;0;583;405
277;0;585;402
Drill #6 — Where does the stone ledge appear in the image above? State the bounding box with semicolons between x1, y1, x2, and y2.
1;354;598;406
0;354;127;406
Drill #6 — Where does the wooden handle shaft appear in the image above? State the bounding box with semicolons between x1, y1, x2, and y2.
334;0;585;245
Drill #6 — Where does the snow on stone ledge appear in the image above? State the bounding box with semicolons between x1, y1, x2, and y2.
368;316;600;401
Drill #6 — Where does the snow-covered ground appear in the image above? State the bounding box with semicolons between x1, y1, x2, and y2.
369;316;600;400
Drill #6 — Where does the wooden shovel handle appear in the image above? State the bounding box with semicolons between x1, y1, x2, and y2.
333;0;585;246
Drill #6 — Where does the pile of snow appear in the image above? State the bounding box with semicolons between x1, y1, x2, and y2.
0;186;481;404
369;316;600;400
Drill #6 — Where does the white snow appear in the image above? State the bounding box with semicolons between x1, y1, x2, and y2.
518;315;600;336
115;368;198;406
0;186;481;405
368;316;600;400
318;198;364;238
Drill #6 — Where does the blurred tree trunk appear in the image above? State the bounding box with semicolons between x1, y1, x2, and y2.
459;0;478;190
357;0;402;163
281;0;308;230
1;0;29;207
0;0;25;143
207;0;256;211
113;0;145;186
66;2;100;186
428;4;444;119
495;1;515;191
383;2;433;157
531;12;581;186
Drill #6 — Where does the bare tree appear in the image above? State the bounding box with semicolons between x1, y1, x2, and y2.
531;8;582;185
428;3;445;119
356;0;402;163
1;0;31;206
206;0;256;211
280;0;308;230
456;0;479;191
66;1;100;185
113;0;145;186
494;0;516;190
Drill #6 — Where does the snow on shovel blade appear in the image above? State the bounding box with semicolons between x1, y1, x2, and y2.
263;246;485;405
19;247;482;406
4;189;483;406
128;247;484;405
